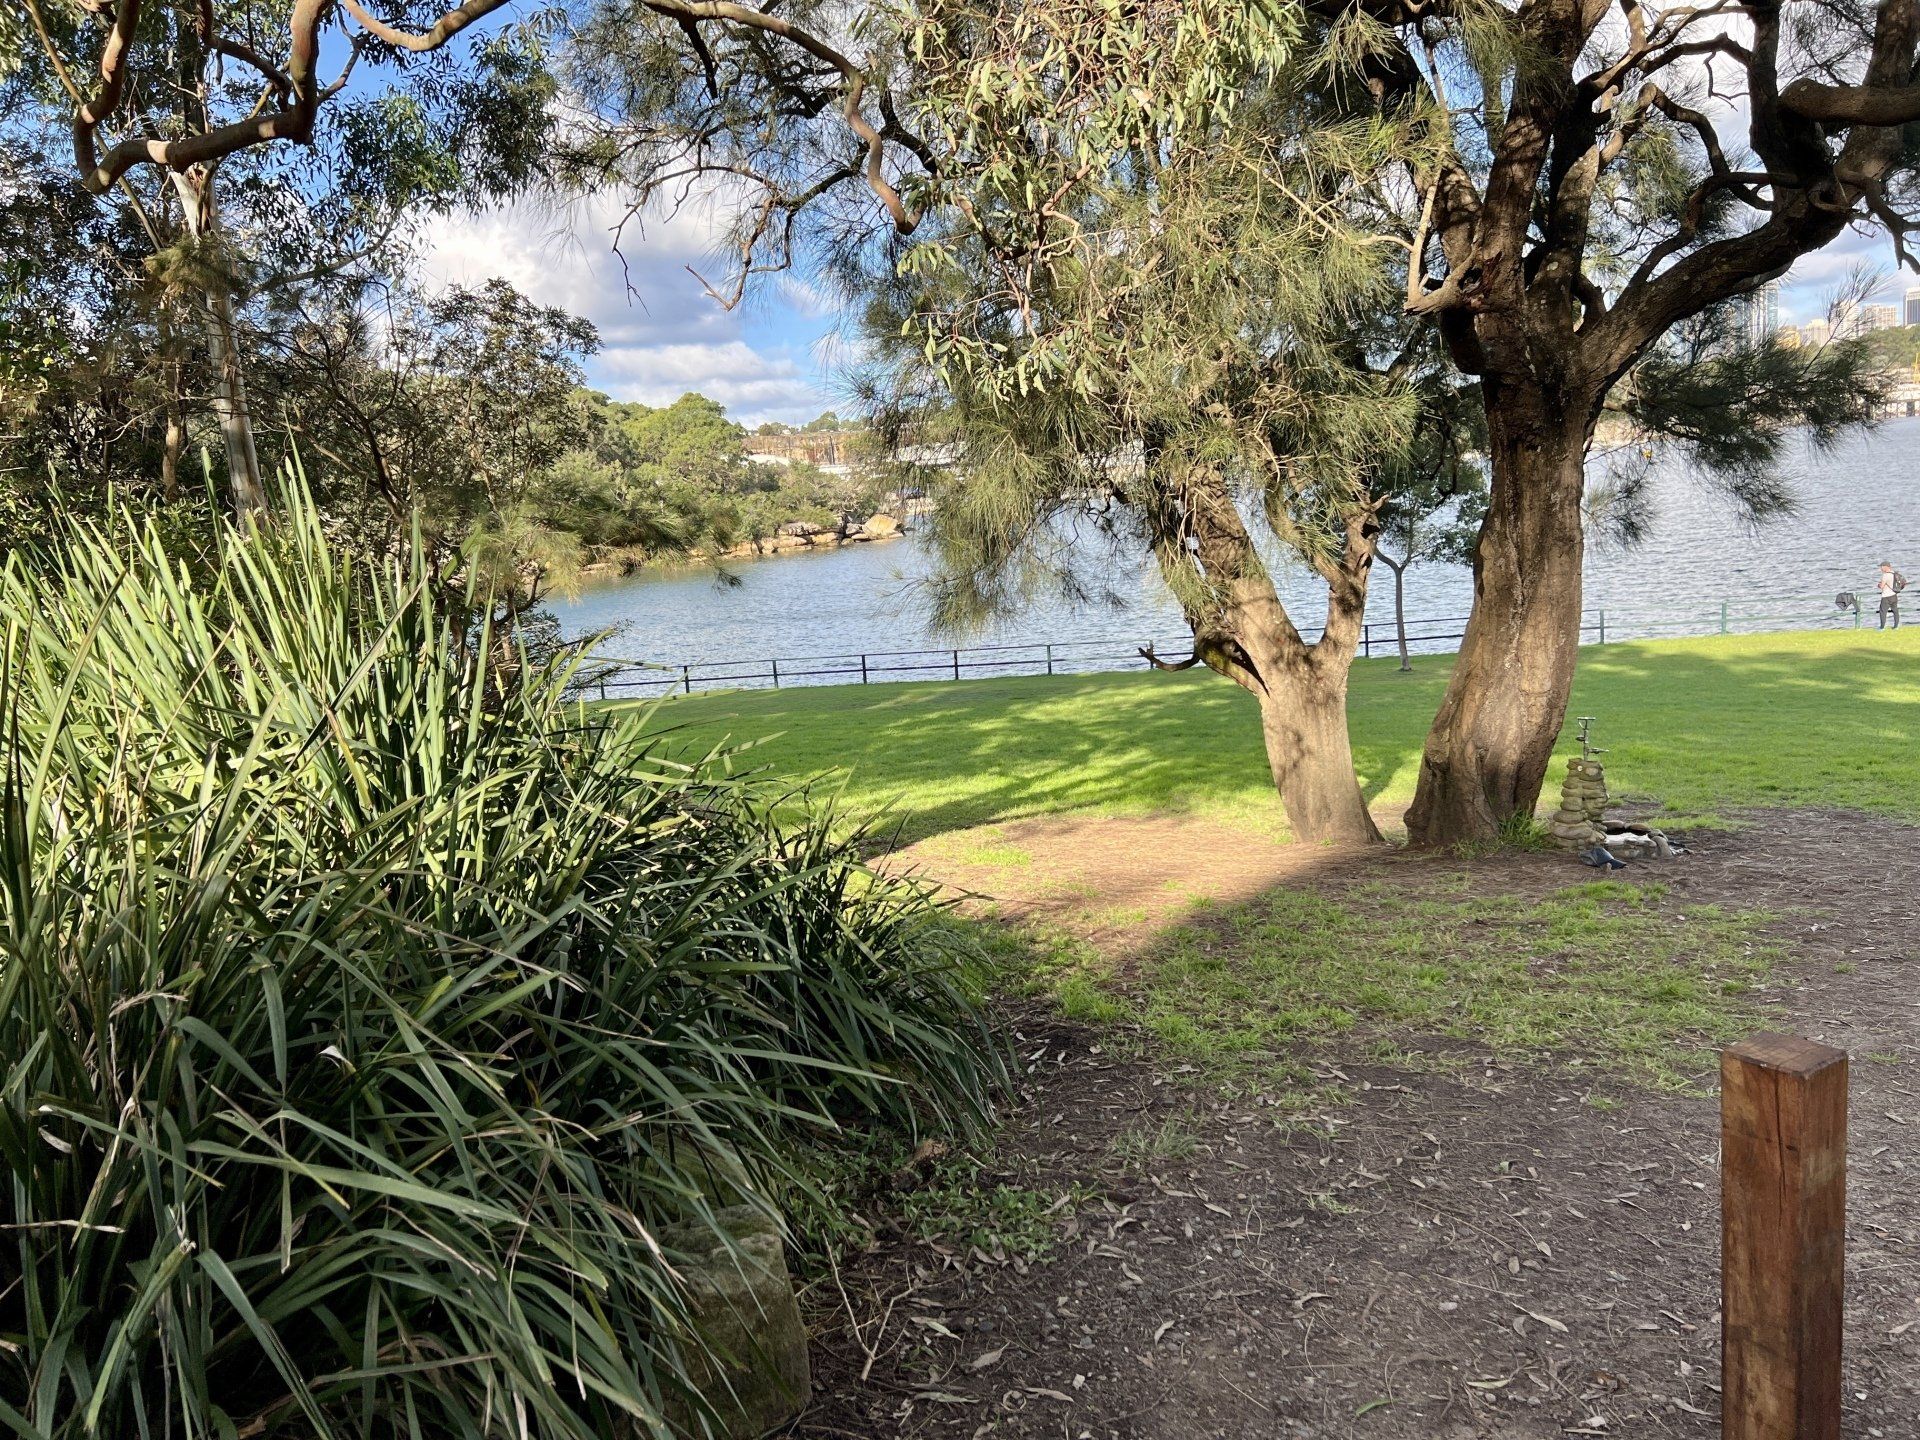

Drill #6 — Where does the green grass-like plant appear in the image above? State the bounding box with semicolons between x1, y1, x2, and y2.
0;492;1005;1438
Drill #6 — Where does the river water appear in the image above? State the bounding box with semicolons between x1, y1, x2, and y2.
553;418;1920;688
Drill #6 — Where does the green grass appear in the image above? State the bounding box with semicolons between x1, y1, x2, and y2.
641;627;1920;842
1122;876;1778;1090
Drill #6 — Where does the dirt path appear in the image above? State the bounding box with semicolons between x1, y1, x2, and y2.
791;810;1920;1439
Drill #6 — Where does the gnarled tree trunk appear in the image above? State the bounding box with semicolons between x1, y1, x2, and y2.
1405;390;1589;846
1247;654;1381;844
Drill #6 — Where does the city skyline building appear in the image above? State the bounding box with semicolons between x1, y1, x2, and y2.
1745;281;1781;347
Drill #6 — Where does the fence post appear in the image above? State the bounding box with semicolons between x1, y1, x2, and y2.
860;654;869;684
681;665;691;695
770;658;780;689
1045;643;1054;677
1598;610;1606;645
1721;1033;1846;1440
1363;623;1371;659
951;649;960;681
1855;601;1862;629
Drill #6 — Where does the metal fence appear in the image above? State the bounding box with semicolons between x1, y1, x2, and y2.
577;590;1892;698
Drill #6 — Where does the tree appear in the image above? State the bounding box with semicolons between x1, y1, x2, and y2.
11;0;555;516
1372;380;1488;673
568;0;1452;841
265;276;603;606
574;0;1906;843
854;105;1423;843
1308;0;1910;843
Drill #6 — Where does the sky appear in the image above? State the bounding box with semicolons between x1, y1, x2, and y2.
419;189;1917;430
420;191;846;429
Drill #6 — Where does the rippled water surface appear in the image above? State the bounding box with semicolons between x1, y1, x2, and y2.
552;419;1920;681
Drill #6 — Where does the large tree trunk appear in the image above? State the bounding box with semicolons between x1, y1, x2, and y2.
1249;654;1382;845
170;168;268;520
1405;395;1588;846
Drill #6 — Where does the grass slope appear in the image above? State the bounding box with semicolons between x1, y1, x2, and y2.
643;627;1920;841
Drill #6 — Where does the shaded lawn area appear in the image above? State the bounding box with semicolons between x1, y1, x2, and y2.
638;626;1920;842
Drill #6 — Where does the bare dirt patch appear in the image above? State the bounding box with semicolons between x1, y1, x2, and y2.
894;813;1385;958
790;810;1920;1439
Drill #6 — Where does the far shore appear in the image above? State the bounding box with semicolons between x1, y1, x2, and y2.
579;520;912;582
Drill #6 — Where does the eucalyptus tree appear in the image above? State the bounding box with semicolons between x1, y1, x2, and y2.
10;0;555;515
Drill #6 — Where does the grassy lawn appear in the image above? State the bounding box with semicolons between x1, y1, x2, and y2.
1003;877;1780;1094
636;627;1907;1098
640;626;1920;842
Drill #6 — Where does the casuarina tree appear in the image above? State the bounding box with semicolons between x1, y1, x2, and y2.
562;0;1451;843
854;107;1426;844
560;0;1882;842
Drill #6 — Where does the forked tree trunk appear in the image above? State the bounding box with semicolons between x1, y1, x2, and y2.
170;168;268;519
1248;652;1382;845
1383;552;1412;671
1405;398;1589;846
1149;466;1384;847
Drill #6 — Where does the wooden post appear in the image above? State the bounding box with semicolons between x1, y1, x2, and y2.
1721;1032;1846;1440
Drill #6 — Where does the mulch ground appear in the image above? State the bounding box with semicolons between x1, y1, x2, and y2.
784;809;1920;1439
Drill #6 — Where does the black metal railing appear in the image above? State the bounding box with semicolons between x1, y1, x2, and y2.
577;591;1891;698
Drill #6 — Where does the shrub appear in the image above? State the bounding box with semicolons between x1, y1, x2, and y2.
0;491;1005;1438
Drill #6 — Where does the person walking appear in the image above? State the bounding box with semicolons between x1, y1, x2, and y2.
1877;560;1906;629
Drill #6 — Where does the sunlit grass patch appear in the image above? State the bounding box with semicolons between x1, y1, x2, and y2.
644;627;1920;843
1125;876;1777;1090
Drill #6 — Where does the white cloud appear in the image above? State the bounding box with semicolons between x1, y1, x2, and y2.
414;189;836;427
593;340;827;416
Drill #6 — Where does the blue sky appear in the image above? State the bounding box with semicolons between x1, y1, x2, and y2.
421;188;1914;429
421;192;846;427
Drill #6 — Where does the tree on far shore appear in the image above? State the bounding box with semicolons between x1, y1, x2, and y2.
1372;380;1488;673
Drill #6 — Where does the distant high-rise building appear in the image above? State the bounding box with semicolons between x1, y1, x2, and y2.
1777;326;1804;350
1865;302;1902;331
1905;286;1920;327
1745;281;1781;347
1802;317;1832;347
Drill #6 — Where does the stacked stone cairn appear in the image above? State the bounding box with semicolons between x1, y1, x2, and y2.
1547;757;1609;851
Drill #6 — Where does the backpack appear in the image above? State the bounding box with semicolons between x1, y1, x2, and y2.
1898;572;1909;594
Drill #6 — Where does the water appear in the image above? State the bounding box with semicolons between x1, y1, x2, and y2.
552;418;1920;686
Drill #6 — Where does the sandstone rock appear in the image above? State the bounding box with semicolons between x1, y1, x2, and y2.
862;512;903;538
775;520;829;538
662;1207;810;1438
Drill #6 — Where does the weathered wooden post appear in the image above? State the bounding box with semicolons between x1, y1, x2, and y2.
1721;1032;1847;1440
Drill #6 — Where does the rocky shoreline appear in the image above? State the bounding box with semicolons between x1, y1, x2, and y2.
580;511;908;579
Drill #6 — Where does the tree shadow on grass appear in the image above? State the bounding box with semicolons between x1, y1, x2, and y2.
649;628;1920;849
